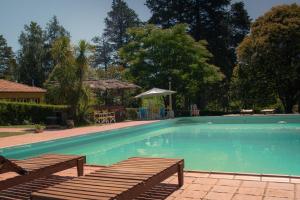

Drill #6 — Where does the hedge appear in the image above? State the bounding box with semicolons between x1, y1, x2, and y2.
0;101;69;125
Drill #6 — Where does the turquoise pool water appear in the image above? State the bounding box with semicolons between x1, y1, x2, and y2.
1;115;300;175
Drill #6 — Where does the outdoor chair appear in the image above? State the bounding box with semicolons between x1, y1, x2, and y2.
261;108;275;114
240;109;254;114
30;157;184;200
0;154;85;190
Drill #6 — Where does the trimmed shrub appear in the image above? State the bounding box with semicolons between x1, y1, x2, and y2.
0;101;69;125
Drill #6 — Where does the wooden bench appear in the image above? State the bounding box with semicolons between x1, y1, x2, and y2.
31;157;184;200
0;154;86;190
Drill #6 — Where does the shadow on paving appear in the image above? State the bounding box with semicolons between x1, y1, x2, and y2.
0;175;178;200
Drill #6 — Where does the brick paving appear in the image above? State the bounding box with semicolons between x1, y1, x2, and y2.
1;166;300;199
0;120;158;148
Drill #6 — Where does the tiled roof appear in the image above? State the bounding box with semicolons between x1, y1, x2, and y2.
84;79;140;91
0;79;46;93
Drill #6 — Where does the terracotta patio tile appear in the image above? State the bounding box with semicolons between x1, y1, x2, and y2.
169;177;182;184
165;196;175;200
238;187;265;196
185;172;210;178
297;184;300;191
296;191;300;199
181;189;207;198
241;181;267;188
174;197;193;200
181;183;192;190
209;174;234;179
263;197;290;200
232;194;263;200
170;189;184;197
194;178;218;185
188;183;212;192
234;175;261;181
211;185;238;193
261;177;290;183
217;179;241;187
268;182;294;191
163;176;177;184
204;192;234;200
184;177;197;184
265;188;294;199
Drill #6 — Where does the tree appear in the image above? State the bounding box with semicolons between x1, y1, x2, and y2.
103;0;141;62
18;22;46;86
46;37;93;124
45;37;76;105
0;35;17;80
44;16;70;76
91;36;113;70
234;4;300;113
146;0;250;78
119;24;224;109
74;40;94;123
146;0;250;109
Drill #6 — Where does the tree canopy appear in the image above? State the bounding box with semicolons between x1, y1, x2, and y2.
120;24;224;108
104;0;141;52
91;0;141;68
146;0;250;80
233;4;300;113
44;16;70;76
18;22;46;87
46;37;93;124
0;35;16;80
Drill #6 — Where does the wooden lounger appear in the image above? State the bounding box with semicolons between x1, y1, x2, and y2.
0;154;86;190
31;157;184;200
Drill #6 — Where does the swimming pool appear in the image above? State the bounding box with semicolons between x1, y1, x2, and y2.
1;115;300;176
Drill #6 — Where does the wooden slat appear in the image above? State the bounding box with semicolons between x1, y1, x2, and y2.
31;157;184;200
0;154;86;190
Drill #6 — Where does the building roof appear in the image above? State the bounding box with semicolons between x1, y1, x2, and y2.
0;79;46;93
84;79;140;91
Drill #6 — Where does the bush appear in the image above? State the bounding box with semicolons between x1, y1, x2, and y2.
125;108;138;120
0;101;69;125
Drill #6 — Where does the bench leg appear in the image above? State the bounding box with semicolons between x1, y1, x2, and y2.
77;158;84;176
178;162;184;187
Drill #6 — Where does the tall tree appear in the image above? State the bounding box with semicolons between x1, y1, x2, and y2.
46;36;76;105
46;37;93;124
120;24;224;109
18;22;46;86
103;0;141;61
146;0;250;78
0;35;17;80
91;36;113;70
146;0;250;109
234;4;300;113
74;40;94;123
44;16;70;76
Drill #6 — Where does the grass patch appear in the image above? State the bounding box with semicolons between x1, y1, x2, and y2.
0;132;31;138
0;124;36;128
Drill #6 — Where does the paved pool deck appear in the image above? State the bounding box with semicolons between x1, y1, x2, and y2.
1;165;300;200
0;120;158;148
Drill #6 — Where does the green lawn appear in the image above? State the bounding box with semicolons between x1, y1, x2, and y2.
0;132;31;138
0;124;35;128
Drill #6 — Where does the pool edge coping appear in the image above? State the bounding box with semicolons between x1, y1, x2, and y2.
84;164;300;181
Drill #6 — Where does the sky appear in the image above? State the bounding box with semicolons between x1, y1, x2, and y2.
0;0;299;52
